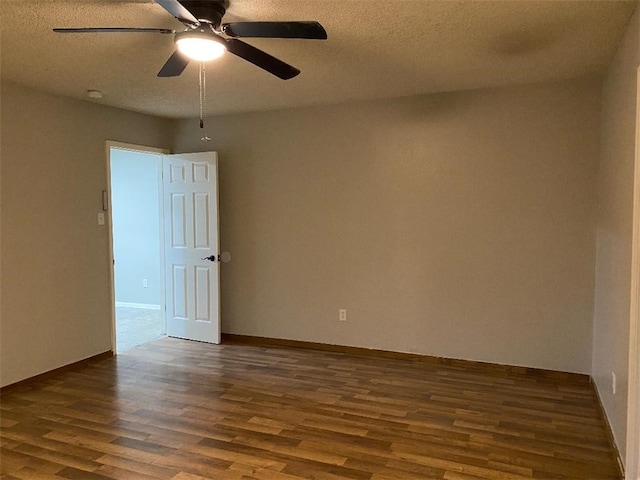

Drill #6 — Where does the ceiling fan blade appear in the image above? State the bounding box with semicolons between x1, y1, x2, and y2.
225;39;300;80
53;27;174;34
222;21;327;40
158;50;190;77
154;0;199;25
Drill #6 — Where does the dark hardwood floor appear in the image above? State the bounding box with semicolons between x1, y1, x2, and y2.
0;337;620;479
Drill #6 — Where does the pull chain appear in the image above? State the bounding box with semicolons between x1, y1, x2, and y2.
199;62;211;141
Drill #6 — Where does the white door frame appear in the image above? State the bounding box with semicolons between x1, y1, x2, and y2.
627;67;640;480
105;141;170;354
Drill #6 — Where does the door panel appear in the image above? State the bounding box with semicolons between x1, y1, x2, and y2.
171;193;187;247
195;266;211;321
163;152;220;344
194;193;210;248
172;264;188;320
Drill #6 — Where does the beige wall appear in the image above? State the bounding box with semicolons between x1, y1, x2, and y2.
592;6;640;464
174;77;602;374
0;81;174;387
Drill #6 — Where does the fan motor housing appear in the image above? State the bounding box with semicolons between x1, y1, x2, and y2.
181;0;228;27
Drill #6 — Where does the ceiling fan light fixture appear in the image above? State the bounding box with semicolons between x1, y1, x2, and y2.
175;31;226;62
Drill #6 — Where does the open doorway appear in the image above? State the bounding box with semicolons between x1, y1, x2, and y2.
107;143;222;353
628;67;640;480
626;67;640;480
108;143;167;353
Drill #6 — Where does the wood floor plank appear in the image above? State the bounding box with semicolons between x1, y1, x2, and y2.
1;337;621;479
96;453;180;479
8;466;67;480
93;464;167;480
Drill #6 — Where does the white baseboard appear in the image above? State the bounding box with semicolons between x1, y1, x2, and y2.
115;302;161;310
591;378;625;478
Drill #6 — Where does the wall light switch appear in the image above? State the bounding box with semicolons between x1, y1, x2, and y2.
97;212;105;225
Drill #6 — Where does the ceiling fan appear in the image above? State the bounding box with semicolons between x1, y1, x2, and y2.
53;0;327;80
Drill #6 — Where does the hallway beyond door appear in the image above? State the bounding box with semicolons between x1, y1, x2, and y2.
115;305;164;352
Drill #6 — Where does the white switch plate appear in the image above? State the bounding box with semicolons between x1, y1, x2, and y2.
97;212;105;225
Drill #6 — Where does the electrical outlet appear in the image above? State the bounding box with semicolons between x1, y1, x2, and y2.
339;309;347;322
612;372;616;394
142;278;148;288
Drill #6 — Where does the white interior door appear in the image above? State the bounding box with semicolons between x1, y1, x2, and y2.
163;152;220;344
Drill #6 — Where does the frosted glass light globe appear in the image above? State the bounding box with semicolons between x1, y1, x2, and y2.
176;32;226;61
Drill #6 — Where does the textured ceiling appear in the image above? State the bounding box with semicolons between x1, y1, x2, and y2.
1;0;637;119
